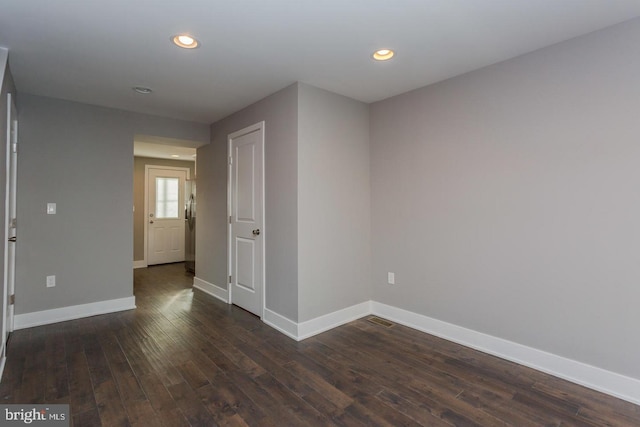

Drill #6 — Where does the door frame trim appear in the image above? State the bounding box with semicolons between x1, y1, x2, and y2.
2;92;17;351
143;165;191;267
227;121;266;317
2;92;17;379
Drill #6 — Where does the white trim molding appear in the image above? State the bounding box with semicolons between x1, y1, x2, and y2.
263;308;298;340
298;301;372;340
263;301;372;341
133;260;147;269
370;301;640;406
14;296;136;330
193;277;229;303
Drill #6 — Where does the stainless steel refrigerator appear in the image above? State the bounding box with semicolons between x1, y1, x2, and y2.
185;179;196;273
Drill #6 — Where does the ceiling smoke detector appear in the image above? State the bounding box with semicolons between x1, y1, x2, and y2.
132;86;153;94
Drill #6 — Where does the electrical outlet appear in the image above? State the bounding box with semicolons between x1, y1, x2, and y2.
46;275;56;288
387;272;395;285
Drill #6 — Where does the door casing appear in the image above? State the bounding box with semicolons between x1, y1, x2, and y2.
2;92;17;370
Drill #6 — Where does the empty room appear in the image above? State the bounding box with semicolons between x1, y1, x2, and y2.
0;1;639;426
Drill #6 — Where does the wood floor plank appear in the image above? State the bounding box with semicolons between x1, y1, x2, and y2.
252;371;334;427
167;380;217;427
97;332;147;403
136;373;191;427
93;378;131;427
73;407;102;427
45;364;70;401
175;360;211;390
125;399;164;427
197;380;266;427
375;388;452;426
66;349;98;416
310;329;503;426
533;379;640;421
351;393;425;427
456;389;553;427
3;262;639;426
222;333;352;420
223;369;308;426
84;334;114;387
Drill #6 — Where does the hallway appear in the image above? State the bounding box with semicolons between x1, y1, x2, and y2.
1;263;638;426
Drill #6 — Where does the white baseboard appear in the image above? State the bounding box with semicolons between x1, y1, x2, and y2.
370;301;640;406
193;277;229;303
263;301;372;341
14;296;137;330
133;260;147;269
298;301;372;340
263;308;298;340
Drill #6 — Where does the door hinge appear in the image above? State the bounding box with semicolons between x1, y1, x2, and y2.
229;215;232;224
229;275;232;283
11;143;17;154
228;157;232;165
9;294;15;305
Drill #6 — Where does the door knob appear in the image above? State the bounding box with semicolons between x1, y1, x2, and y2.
150;220;154;224
252;229;260;236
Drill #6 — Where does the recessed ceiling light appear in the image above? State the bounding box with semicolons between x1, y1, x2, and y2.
132;86;153;94
172;34;199;49
171;154;180;158
372;49;395;61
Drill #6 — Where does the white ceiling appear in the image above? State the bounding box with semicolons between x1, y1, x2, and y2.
1;1;639;124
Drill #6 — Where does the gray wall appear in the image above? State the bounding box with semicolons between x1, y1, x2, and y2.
370;19;640;379
199;83;371;323
200;84;299;320
133;157;195;262
16;94;209;314
297;84;371;322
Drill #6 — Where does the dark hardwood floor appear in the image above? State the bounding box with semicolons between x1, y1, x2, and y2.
1;263;638;426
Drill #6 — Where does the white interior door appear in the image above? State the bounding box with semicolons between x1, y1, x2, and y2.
2;92;17;362
147;167;188;265
229;122;264;317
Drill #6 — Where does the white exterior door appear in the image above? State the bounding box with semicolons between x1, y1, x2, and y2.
2;93;17;361
147;167;188;265
229;122;264;317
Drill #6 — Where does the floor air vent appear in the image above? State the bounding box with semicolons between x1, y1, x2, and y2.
367;316;394;328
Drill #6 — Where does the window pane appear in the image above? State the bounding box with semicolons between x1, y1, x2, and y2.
156;177;179;218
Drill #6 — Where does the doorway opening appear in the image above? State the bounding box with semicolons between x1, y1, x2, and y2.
133;135;198;270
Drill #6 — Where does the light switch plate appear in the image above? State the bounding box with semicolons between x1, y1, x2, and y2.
47;203;56;215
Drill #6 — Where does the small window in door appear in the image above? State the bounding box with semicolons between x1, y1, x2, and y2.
156;177;180;218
